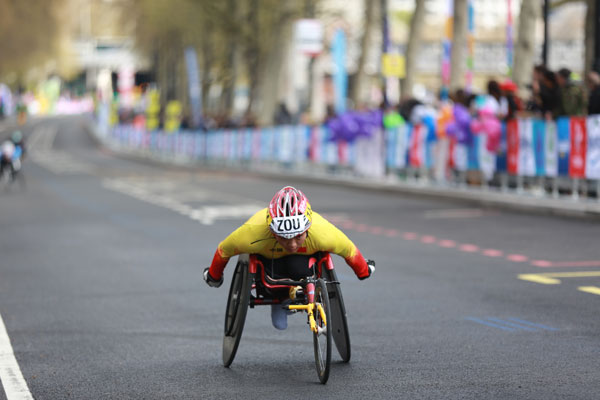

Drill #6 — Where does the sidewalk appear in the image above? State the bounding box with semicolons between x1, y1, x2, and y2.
87;122;600;220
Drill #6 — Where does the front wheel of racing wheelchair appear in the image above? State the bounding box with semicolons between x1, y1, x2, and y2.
222;254;253;367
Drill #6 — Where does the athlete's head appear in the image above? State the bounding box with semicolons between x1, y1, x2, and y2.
268;186;312;242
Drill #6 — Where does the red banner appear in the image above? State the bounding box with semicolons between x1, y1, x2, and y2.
506;119;519;174
409;124;423;167
569;117;587;178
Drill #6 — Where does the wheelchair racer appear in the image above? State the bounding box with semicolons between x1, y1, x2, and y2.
204;186;375;330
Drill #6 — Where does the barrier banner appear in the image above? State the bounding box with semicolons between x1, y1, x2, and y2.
252;129;261;160
395;124;409;169
261;128;274;161
468;135;479;170
293;126;309;163
556;117;570;175
585;115;600;179
194;133;205;158
496;122;508;173
409;124;425;167
355;129;385;177
532;119;546;176
569;117;586;178
385;128;396;169
506;119;519;174
544;120;558;177
309;126;322;162
242;129;252;160
518;119;535;176
478;134;496;180
338;141;349;165
279;126;293;163
453;141;468;171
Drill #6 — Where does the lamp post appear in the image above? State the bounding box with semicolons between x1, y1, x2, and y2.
542;0;549;66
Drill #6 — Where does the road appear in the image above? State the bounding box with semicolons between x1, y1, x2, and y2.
1;116;599;399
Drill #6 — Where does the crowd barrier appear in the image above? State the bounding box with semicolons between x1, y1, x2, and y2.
96;112;600;200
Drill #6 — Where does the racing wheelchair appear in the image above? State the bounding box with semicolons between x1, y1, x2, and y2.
222;252;353;384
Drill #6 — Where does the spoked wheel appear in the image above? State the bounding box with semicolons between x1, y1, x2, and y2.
323;268;351;362
313;278;332;384
222;255;253;367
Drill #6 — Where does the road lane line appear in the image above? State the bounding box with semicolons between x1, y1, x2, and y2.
578;286;600;296
459;244;479;253
482;249;503;257
485;317;537;331
518;271;600;285
0;313;33;400
506;318;558;331
465;317;515;331
506;254;529;262
420;235;436;244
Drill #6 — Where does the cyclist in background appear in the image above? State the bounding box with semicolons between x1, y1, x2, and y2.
204;186;375;330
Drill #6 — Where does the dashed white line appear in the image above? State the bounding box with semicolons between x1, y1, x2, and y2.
0;312;33;400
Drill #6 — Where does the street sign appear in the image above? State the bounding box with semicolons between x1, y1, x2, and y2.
382;53;405;78
295;19;323;56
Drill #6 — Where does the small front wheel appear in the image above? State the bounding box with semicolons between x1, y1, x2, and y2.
313;278;332;384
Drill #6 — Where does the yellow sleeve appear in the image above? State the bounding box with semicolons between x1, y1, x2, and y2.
308;212;358;259
217;208;273;258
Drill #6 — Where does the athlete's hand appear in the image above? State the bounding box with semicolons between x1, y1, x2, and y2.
359;260;376;280
203;267;223;288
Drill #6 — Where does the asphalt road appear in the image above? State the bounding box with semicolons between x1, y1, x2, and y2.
1;116;599;399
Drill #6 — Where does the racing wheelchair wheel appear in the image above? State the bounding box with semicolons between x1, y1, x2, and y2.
222;255;253;367
313;278;332;384
323;268;351;362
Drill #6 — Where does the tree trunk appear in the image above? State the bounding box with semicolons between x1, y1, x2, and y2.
256;3;295;125
221;0;240;115
245;0;260;115
513;0;541;89
585;0;595;76
400;0;425;99
350;0;376;107
449;0;467;92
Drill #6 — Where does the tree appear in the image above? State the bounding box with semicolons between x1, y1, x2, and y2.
449;0;468;92
400;0;426;99
513;0;541;89
351;0;376;107
0;0;66;87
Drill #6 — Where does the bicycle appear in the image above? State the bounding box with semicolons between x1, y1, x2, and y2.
222;252;355;384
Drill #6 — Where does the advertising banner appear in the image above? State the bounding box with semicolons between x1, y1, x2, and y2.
585;115;600;179
569;117;586;178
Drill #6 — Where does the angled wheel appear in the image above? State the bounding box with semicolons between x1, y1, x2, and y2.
222;255;253;367
323;268;351;362
313;278;332;384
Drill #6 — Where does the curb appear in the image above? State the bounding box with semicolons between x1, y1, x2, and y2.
85;122;600;220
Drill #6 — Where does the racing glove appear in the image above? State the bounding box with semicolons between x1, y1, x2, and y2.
358;259;376;280
203;267;223;288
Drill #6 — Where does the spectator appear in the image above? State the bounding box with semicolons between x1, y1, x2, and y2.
499;80;523;120
274;102;292;125
483;79;508;119
587;71;600;115
534;68;561;119
557;68;586;116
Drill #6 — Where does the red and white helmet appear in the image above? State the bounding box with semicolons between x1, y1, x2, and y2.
268;186;312;239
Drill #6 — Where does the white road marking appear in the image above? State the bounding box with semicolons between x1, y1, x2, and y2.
102;178;263;224
0;313;33;400
28;125;94;175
